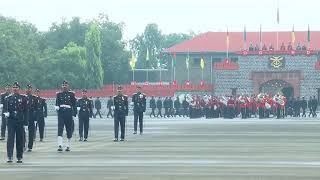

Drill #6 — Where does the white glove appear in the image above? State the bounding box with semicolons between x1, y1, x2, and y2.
54;106;60;111
77;107;81;111
0;104;3;108
24;126;28;132
111;106;115;110
3;112;9;117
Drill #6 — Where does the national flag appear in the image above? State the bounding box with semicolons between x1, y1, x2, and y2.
308;25;311;42
291;25;295;45
186;51;190;69
200;57;205;70
226;29;230;50
172;52;176;67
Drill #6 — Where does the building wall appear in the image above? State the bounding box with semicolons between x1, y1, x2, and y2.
213;55;320;97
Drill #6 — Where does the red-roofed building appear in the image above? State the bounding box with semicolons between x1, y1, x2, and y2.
162;31;320;98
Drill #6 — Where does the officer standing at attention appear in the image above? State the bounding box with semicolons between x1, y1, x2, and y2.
132;86;146;135
25;84;37;152
55;80;77;152
77;89;93;142
0;84;11;141
113;86;128;141
3;82;28;163
34;89;47;142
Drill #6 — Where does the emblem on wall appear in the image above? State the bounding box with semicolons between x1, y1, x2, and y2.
269;56;285;69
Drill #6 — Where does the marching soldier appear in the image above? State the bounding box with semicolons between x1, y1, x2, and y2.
149;96;156;117
168;97;174;117
301;97;307;117
182;96;189;117
106;96;114;118
163;97;169;118
34;89;47;142
174;96;181;117
113;86;128;141
77;89;93;142
156;97;163;118
94;97;102;118
55;80;77;152
4;82;28;163
132;86;146;135
0;84;11;141
25;84;37;152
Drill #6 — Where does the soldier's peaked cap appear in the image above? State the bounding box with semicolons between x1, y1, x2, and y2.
27;84;32;89
13;81;20;88
62;80;68;85
117;86;123;90
82;89;87;92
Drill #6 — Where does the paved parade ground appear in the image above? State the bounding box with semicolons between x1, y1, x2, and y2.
0;116;320;180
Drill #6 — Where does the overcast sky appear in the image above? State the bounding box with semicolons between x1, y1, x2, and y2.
0;0;319;40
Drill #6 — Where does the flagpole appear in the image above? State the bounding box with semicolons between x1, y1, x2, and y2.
146;69;149;82
276;0;279;50
210;56;213;84
260;24;262;49
227;28;229;59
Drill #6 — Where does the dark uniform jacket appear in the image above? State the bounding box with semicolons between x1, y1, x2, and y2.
26;93;37;120
132;92;146;112
156;99;162;109
35;96;47;118
150;99;156;109
107;99;114;109
56;91;77;117
174;99;181;109
77;98;93;117
114;95;128;117
94;99;102;110
1;92;10;109
4;93;28;125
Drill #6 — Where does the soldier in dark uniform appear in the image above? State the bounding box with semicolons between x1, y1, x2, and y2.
149;96;156;117
182;96;189;117
0;84;11;141
34;89;47;142
113;86;128;141
293;97;301;117
301;97;307;117
94;97;102;118
106;96;114;118
156;97;163;118
55;80;77;152
312;96;318;117
4;82;28;163
77;89;93;142
174;96;181;117
25;84;37;152
132;86;146;135
163;97;169;118
168;97;174;117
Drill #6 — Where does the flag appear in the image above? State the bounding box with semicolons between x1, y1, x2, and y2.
130;51;136;70
226;29;230;50
308;25;311;42
200;57;205;70
243;26;247;43
172;52;176;67
186;51;190;69
291;25;295;45
146;48;149;61
259;24;262;45
277;7;279;24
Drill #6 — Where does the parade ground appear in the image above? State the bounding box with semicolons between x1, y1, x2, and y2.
0;116;320;180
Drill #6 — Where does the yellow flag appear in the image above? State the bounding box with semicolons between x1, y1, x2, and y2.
146;48;149;61
130;52;136;70
200;58;205;70
291;26;295;45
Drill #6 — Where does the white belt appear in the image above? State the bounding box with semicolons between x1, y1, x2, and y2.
60;105;71;108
